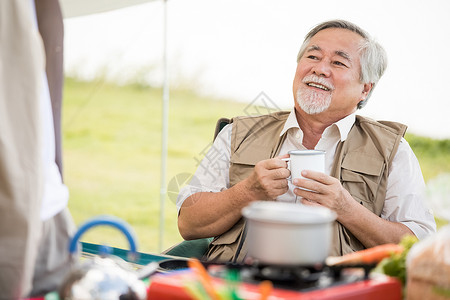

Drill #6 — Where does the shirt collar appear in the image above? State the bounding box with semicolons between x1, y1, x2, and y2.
332;113;355;141
280;108;356;142
280;108;300;136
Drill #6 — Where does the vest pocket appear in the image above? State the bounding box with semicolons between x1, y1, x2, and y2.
341;153;385;211
229;162;256;187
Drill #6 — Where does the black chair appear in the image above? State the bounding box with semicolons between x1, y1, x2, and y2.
213;117;231;141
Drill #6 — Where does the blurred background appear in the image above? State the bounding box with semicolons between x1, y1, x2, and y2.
60;0;450;253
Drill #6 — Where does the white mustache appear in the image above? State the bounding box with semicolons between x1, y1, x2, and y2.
302;75;334;91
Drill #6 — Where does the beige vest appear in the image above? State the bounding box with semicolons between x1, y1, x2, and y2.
204;111;407;262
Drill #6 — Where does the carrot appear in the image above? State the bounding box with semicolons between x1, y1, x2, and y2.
326;243;404;266
259;280;273;300
188;258;220;300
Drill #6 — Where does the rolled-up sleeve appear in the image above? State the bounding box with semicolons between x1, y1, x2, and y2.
381;138;437;239
176;124;233;213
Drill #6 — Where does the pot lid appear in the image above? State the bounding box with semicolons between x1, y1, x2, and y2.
242;201;336;225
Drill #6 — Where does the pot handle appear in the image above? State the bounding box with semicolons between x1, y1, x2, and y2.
68;215;138;258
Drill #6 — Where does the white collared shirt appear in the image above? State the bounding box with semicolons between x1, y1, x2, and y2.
177;109;436;239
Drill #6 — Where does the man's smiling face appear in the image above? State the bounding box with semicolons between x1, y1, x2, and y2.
293;28;372;118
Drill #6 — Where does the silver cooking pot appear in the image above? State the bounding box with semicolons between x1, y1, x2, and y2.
242;201;336;265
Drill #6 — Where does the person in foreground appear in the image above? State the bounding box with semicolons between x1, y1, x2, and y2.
0;0;75;298
176;19;436;262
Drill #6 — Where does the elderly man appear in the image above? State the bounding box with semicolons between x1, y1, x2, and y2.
176;19;436;262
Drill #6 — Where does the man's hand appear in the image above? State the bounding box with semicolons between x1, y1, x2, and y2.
292;170;354;220
292;170;415;247
243;154;291;201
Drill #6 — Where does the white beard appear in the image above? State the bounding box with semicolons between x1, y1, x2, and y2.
296;84;332;115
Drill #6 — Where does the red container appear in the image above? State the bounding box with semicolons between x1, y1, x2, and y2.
147;269;402;300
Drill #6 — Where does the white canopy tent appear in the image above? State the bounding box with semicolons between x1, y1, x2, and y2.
60;0;152;18
60;0;169;252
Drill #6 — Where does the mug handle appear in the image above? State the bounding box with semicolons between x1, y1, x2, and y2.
281;157;291;181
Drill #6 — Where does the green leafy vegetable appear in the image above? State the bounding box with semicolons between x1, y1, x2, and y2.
373;235;418;285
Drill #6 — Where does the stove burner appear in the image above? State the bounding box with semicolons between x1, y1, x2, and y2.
206;261;377;292
248;264;322;286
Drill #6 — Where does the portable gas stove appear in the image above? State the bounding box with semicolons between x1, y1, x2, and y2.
147;261;402;300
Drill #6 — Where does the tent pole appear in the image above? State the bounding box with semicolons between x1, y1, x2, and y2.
159;0;169;253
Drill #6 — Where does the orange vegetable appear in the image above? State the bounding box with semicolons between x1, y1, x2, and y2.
259;280;273;300
326;243;404;266
188;258;220;300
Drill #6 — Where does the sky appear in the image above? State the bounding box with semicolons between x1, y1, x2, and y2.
63;0;450;139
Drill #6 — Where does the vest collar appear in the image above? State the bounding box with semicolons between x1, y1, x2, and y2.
280;108;356;142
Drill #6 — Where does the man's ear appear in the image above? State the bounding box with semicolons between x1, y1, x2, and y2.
361;83;373;100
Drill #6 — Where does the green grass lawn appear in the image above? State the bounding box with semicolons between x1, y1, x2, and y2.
63;77;450;254
63;78;250;253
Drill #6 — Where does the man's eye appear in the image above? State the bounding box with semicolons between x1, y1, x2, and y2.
333;61;347;67
307;55;318;60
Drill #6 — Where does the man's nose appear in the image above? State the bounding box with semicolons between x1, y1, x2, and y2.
311;59;331;77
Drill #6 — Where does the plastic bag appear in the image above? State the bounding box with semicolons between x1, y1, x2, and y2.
406;225;450;300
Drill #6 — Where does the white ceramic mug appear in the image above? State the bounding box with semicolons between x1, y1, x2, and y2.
283;150;326;182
